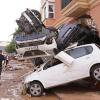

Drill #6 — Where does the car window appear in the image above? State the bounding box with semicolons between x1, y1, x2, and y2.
66;46;93;59
43;58;62;70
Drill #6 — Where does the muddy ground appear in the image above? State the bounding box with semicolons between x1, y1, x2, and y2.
0;60;100;100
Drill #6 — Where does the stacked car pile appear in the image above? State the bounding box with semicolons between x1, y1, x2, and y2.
13;9;100;97
14;9;100;61
14;9;58;61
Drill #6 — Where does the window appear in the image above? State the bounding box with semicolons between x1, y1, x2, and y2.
24;50;46;57
42;1;55;20
44;6;46;19
48;4;55;18
43;58;62;70
66;46;93;59
61;0;72;9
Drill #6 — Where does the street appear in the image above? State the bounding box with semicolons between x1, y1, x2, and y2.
0;60;100;100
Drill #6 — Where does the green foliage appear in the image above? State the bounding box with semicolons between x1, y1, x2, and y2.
5;27;21;53
5;41;16;53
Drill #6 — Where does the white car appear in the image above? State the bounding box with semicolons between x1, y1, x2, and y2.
16;38;57;60
22;44;100;96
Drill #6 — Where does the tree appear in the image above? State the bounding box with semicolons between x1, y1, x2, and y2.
5;41;16;53
5;27;22;53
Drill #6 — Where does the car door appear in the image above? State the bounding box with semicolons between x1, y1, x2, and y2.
38;59;69;88
55;51;74;66
64;45;93;81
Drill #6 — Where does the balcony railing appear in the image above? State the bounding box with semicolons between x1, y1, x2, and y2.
61;0;93;17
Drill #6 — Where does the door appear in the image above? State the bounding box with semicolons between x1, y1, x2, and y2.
55;51;74;66
38;59;69;88
64;45;93;81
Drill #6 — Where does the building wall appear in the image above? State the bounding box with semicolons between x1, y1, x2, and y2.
90;3;100;34
41;0;100;35
53;0;74;28
55;0;61;19
41;0;57;27
43;19;56;27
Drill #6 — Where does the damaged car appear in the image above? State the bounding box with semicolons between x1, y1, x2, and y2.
15;35;57;60
14;9;58;60
57;23;100;51
14;9;100;62
22;44;100;96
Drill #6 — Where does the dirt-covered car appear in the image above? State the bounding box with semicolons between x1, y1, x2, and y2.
21;44;100;96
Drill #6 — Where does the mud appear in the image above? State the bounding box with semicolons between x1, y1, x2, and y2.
0;60;58;100
0;60;100;100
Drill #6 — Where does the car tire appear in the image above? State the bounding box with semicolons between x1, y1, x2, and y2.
29;81;44;97
90;64;100;82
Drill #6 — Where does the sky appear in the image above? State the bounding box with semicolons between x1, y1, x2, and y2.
0;0;41;42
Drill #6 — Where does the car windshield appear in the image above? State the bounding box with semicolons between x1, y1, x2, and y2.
43;58;62;70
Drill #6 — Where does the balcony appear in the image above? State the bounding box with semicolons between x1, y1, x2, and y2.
61;0;92;17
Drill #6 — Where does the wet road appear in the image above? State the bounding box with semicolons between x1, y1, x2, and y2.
0;61;58;100
52;84;100;100
0;60;100;100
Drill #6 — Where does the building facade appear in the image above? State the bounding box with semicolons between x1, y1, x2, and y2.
40;0;100;34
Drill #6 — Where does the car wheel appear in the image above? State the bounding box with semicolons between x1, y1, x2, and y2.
29;82;44;97
90;64;100;82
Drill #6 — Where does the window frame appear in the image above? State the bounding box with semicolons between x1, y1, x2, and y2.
43;58;62;70
48;3;55;18
42;1;55;20
65;46;93;59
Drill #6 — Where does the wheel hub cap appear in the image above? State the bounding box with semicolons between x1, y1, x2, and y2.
30;84;41;96
94;68;100;80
